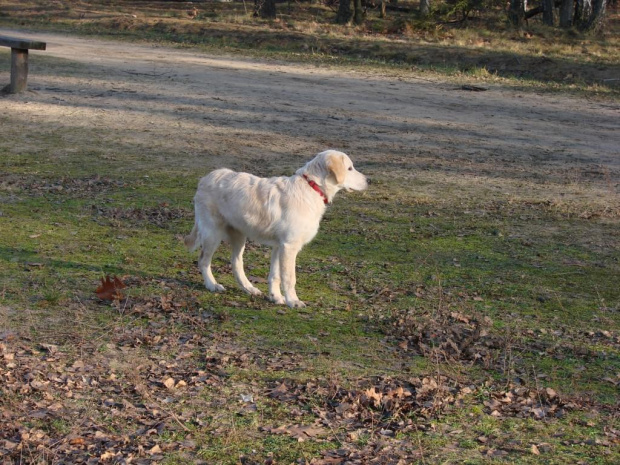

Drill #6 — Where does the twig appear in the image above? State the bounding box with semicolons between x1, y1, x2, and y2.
413;423;427;463
531;364;547;420
139;388;192;432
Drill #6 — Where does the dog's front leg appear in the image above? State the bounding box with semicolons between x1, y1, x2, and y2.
279;243;306;308
268;246;285;305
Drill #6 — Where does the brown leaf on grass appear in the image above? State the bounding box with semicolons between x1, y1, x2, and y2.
483;385;571;419
39;343;59;354
313;440;422;464
363;386;383;407
262;424;328;442
390;303;497;366
310;457;343;465
100;451;118;460
545;388;557;399
484;448;509;458
95;275;126;301
163;377;176;390
267;375;467;439
149;444;162;454
0;279;296;463
3;440;19;450
69;437;86;446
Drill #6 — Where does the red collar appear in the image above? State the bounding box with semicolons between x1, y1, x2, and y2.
303;175;328;205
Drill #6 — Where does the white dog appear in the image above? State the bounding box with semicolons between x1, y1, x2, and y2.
184;150;368;308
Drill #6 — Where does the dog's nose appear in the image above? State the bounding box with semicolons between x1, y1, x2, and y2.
366;177;372;185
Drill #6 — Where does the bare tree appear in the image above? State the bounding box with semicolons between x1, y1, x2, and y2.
559;0;573;27
521;0;609;30
420;0;431;16
353;0;364;24
574;0;593;24
542;0;555;25
336;0;363;25
254;0;276;18
508;0;526;26
577;0;608;31
336;0;352;24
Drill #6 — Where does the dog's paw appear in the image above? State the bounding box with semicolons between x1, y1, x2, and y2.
246;286;263;296
269;294;286;305
286;299;306;309
207;283;226;293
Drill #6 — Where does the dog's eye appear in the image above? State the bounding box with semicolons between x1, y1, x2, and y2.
348;167;353;171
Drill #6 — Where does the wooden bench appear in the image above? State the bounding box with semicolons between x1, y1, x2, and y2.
0;35;46;93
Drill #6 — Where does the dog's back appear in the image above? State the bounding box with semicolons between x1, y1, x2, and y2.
192;168;305;246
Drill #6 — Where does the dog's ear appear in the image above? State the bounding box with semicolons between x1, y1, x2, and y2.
326;153;346;185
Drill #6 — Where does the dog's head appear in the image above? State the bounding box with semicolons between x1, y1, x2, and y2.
299;150;368;201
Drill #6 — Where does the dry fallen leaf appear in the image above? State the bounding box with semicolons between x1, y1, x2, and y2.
263;424;327;442
100;451;117;461
3;440;18;450
163;377;176;390
364;387;383;407
95;275;126;301
149;444;162;454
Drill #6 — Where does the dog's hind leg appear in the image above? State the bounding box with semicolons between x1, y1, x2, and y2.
229;229;262;296
268;246;285;305
184;224;199;251
198;232;225;293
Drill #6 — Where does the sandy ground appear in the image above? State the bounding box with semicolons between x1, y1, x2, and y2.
1;29;619;202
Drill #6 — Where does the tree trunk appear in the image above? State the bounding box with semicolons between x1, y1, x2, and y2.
254;0;276;18
578;0;608;31
559;0;573;27
420;0;430;16
508;0;525;27
353;0;363;24
574;0;589;23
542;0;555;25
336;0;352;24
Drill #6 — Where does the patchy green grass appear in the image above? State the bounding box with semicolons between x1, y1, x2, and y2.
1;118;619;462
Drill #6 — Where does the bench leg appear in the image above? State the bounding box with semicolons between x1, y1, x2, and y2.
10;48;29;93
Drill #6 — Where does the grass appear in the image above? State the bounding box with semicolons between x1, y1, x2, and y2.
1;130;618;461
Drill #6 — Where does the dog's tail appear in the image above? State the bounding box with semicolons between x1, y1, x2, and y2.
184;224;200;252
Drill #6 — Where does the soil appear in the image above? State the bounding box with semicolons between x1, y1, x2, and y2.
1;29;619;188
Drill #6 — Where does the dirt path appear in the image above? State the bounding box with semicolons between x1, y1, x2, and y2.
2;29;619;189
